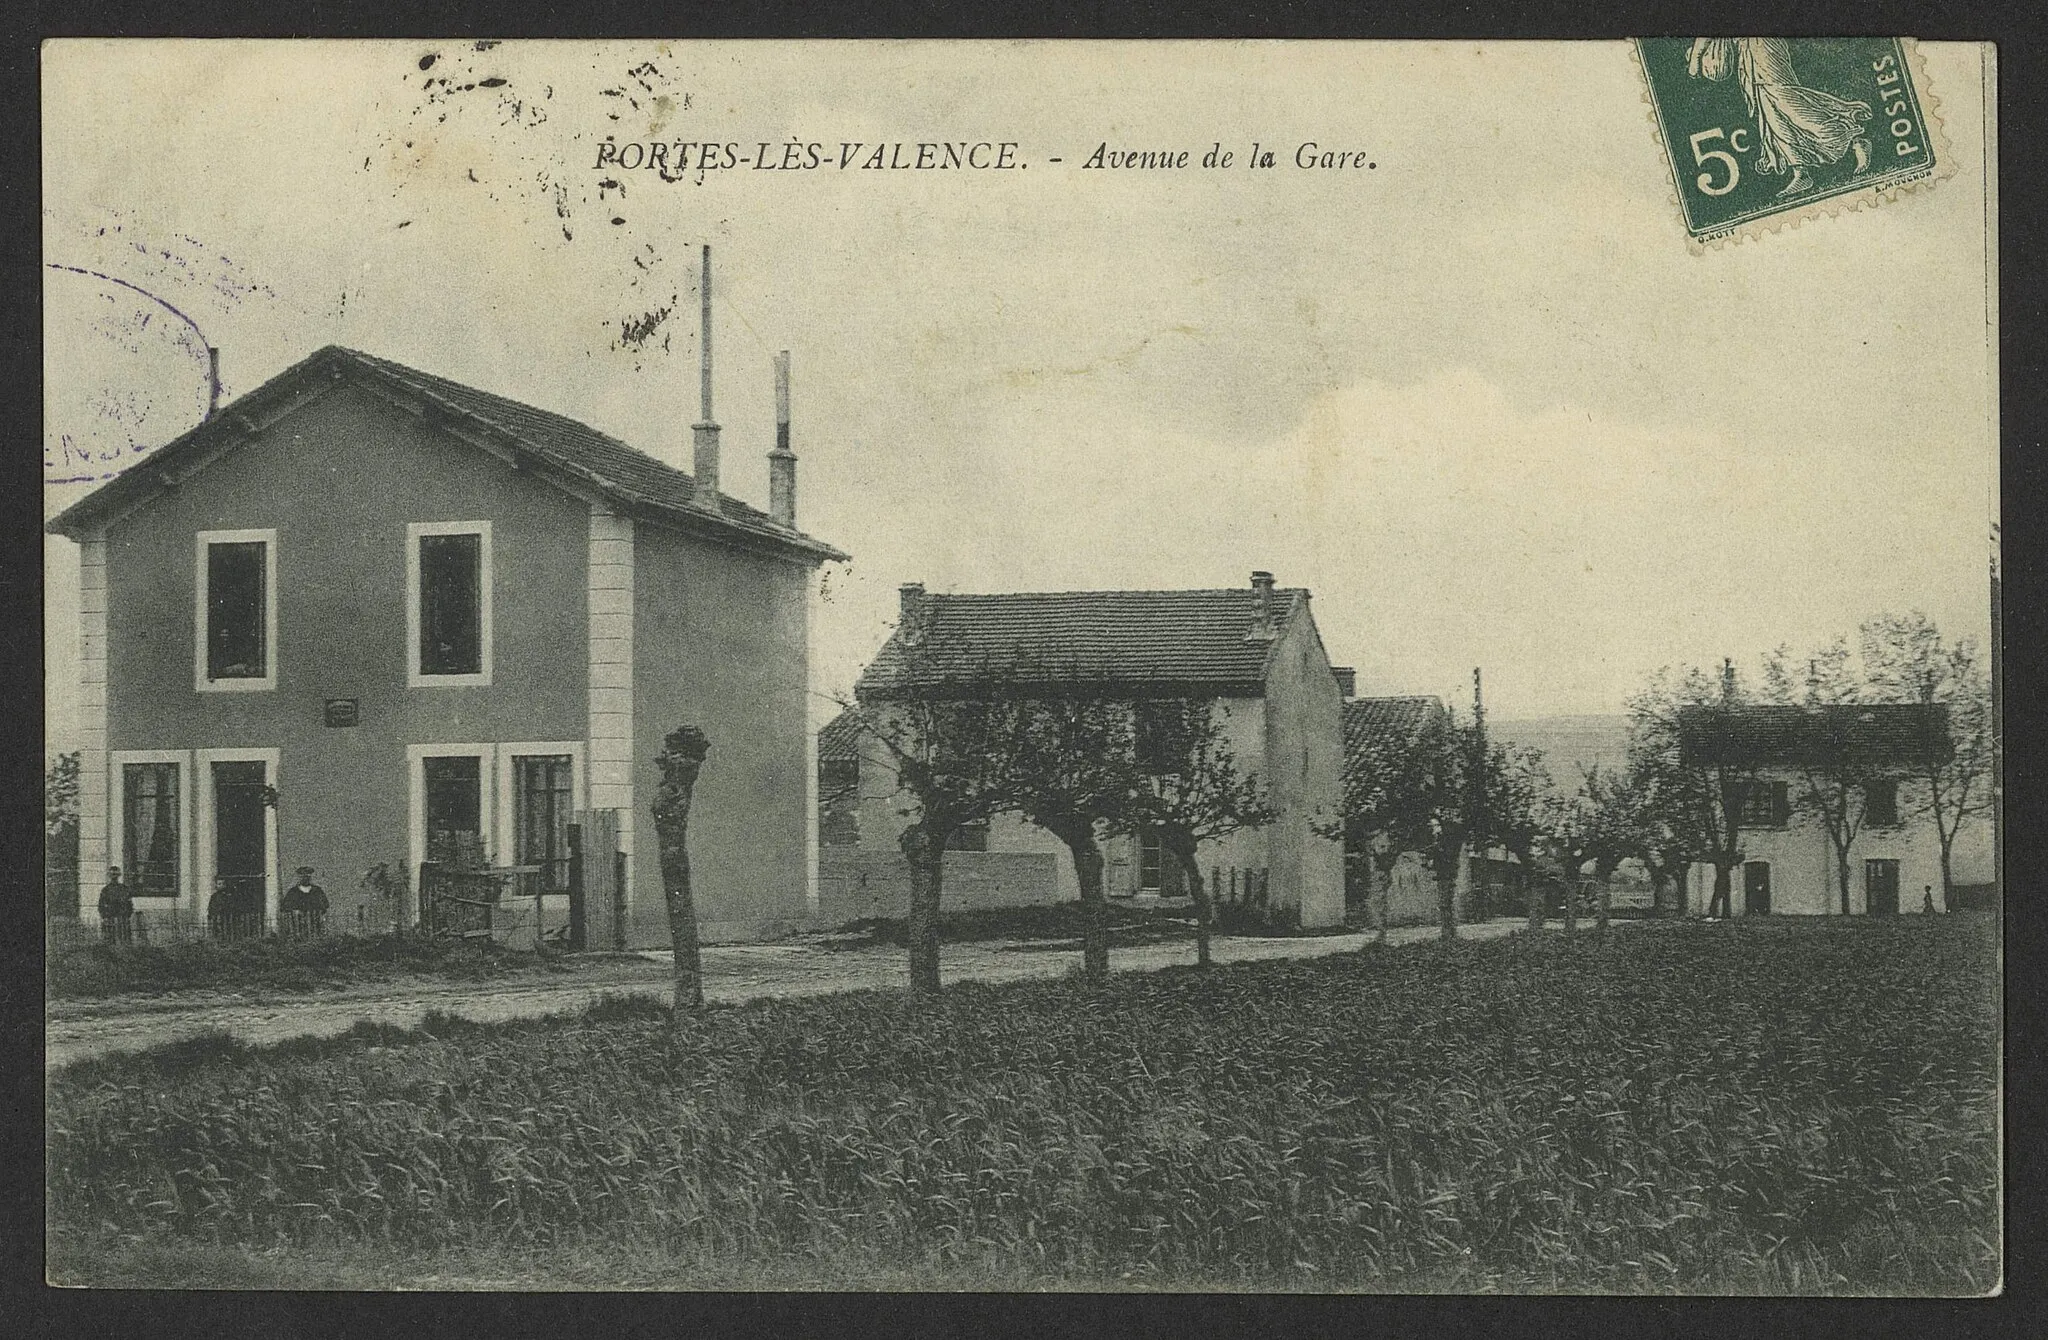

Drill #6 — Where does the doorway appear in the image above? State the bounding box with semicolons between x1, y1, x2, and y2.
211;760;269;931
1743;860;1772;915
1865;858;1901;916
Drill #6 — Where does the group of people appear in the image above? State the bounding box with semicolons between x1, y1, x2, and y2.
95;865;330;943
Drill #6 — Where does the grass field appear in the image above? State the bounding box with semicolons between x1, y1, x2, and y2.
46;916;1999;1293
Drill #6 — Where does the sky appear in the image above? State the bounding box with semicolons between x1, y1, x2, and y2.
42;40;1998;747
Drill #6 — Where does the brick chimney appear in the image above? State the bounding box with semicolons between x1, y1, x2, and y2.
1721;656;1737;704
899;582;927;645
1245;570;1279;642
205;347;221;420
691;243;722;508
1332;666;1356;699
768;349;797;527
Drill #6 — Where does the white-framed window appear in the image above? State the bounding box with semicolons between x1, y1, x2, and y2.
407;521;493;688
497;743;585;897
109;749;193;904
408;743;499;880
194;528;277;691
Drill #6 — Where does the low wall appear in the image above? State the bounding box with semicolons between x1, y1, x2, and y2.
817;849;1062;924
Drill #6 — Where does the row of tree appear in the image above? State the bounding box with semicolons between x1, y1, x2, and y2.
849;692;1273;996
1335;611;1993;937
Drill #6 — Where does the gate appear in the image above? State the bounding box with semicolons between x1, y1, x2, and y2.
419;861;499;939
576;808;625;950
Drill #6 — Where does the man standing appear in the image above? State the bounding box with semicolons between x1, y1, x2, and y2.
96;866;132;944
281;865;329;938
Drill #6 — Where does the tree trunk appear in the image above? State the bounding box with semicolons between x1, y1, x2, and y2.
1594;860;1615;935
1374;852;1396;946
1709;860;1734;919
652;727;710;1025
1836;849;1854;916
1524;863;1545;933
1432;845;1461;943
1050;819;1111;980
1938;842;1956;912
1174;842;1211;968
1075;837;1109;980
900;822;946;997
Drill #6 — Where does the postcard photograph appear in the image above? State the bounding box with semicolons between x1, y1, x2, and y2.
41;38;2000;1294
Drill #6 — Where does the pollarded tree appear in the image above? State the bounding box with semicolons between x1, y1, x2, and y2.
1626;663;1759;919
1118;698;1274;968
847;686;1035;999
1479;742;1556;930
1010;694;1149;981
1761;639;1883;916
1326;698;1452;943
651;725;710;1023
1553;763;1645;934
1860;611;1992;906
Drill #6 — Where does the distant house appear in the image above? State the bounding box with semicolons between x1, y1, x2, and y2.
836;571;1348;927
1677;703;1951;915
47;343;846;946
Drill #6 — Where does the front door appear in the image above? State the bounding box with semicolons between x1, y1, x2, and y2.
212;760;268;933
1865;858;1901;916
1743;861;1772;915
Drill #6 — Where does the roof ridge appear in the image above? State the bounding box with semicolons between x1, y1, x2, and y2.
51;343;849;562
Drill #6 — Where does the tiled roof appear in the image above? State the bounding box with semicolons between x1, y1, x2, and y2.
1343;695;1448;760
49;345;848;563
856;587;1306;696
817;709;865;762
1676;704;1951;769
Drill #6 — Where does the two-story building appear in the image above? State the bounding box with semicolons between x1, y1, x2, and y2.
1676;703;1951;915
830;573;1348;928
48;341;846;945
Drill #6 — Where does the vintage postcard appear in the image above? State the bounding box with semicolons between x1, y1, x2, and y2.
42;40;1999;1294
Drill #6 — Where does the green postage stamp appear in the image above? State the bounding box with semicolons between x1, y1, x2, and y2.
1634;38;1951;247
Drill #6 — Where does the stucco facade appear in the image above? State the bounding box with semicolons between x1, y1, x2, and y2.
53;345;844;946
1683;768;1947;916
835;575;1347;928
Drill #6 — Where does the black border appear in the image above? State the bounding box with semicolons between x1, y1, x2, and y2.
8;3;2043;1338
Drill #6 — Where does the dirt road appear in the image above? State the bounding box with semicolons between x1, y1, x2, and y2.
46;919;1542;1069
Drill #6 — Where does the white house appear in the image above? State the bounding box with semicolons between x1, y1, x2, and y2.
1677;703;1951;916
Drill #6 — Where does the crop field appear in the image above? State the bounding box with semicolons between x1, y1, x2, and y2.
47;916;1999;1293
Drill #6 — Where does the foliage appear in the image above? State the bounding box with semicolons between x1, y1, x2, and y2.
48;918;1998;1294
1331;704;1550;940
1010;694;1149;980
46;751;83;920
1542;764;1645;930
1859;611;1993;901
46;750;81;838
1112;698;1273;967
849;674;1038;997
1758;639;1892;916
1622;664;1758;916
